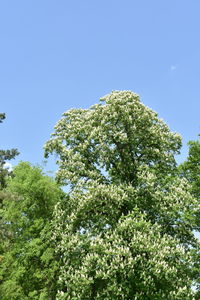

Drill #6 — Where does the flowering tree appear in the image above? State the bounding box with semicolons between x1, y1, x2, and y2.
45;91;199;299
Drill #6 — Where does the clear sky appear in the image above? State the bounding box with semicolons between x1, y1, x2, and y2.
0;0;200;173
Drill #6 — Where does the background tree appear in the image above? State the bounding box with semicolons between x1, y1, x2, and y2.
0;162;64;300
45;91;199;299
179;135;200;296
179;135;200;200
0;113;19;189
0;113;19;266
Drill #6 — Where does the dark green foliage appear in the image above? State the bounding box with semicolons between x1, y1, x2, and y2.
0;113;19;272
179;136;200;232
0;113;19;189
179;135;200;295
179;136;200;200
0;113;6;123
0;162;64;299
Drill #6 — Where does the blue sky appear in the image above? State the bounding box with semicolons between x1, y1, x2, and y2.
0;0;200;174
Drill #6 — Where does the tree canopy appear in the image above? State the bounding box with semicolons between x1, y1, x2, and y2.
45;91;199;299
0;113;19;272
45;91;182;187
1;93;199;298
0;162;64;299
